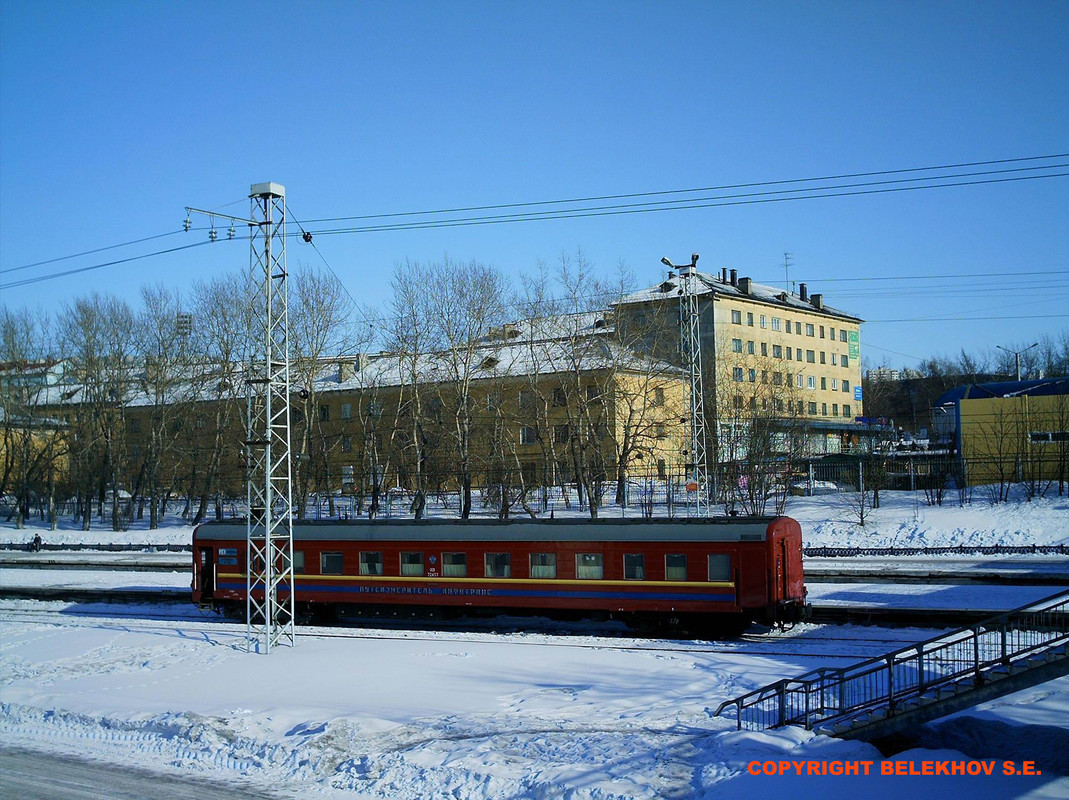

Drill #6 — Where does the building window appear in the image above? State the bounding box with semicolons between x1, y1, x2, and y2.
772;372;783;386
731;309;742;324
732;338;743;353
807;375;816;389
576;553;604;579
747;340;755;355
806;323;815;337
341;465;354;486
832;403;839;416
733;367;744;382
841;355;850;368
624;554;645;580
761;370;768;384
773;344;783;358
771;317;781;331
652;387;665;406
822;403;828;415
748;369;757;383
806;350;815;363
319;404;330;422
130;418;141;434
820;351;826;364
747;312;754;327
400;551;424;576
342;435;352;453
587;384;601;403
665;554;687;581
821;377;827;390
830;327;836;339
775;398;784;412
796;348;802;361
734;393;743;410
843;380;851;392
443;552;467;577
708;554;731;582
798;400;806;413
831;353;838;366
808;401;818;415
819;325;825;338
552;387;567;407
832;378;839;390
844;404;852;416
760;342;768;356
530;553;556;579
797;374;804;388
760;315;767;328
521;426;537;445
485;553;511;578
321;552;344;575
654;422;667;439
786;347;793;361
795;321;802;334
554;424;570;445
840;330;848;342
359;551;383;576
341;402;352;420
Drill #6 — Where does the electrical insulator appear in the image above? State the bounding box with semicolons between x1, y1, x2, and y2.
183;216;192;232
302;231;313;243
209;228;218;242
228;225;236;240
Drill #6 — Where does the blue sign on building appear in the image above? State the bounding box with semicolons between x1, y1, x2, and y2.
854;385;863;401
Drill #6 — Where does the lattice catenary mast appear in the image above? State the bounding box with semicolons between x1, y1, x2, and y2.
184;182;295;653
663;253;710;516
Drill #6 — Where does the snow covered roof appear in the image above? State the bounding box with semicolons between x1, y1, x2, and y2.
934;377;1069;406
616;269;863;323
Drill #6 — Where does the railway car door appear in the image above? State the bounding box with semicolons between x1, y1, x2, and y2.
199;548;215;599
776;538;788;601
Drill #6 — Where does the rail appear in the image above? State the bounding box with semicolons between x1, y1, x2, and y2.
715;589;1069;732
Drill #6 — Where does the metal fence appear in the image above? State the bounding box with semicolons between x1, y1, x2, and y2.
715;589;1069;732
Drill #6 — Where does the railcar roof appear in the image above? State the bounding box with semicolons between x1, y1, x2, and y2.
194;517;786;543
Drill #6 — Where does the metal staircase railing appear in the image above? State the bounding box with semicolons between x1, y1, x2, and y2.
715;589;1069;733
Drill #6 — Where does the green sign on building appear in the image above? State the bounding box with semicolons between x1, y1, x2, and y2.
848;330;860;359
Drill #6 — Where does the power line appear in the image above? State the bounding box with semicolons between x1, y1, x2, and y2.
0;241;214;291
299;153;1069;224
3;230;186;274
867;314;1069;323
285;202;362;312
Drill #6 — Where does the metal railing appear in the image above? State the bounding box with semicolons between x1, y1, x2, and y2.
715;589;1069;732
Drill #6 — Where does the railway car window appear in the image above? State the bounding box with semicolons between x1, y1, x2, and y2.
293;551;305;575
400;552;424;577
707;554;731;582
624;554;645;580
530;553;556;578
665;554;687;581
321;552;344;575
443;552;467;577
359;551;383;576
485;553;511;578
576;553;604;579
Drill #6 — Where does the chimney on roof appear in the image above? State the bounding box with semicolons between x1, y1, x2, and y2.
338;361;354;382
720;267;728;283
354;353;370;372
811;293;824;310
799;282;808;301
729;268;738;286
738;277;752;294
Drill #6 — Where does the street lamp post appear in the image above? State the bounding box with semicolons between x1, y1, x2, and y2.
996;343;1038;381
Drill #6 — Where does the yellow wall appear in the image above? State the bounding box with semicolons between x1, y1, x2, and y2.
959;394;1069;485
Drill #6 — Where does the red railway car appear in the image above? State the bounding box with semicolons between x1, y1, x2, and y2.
192;516;807;634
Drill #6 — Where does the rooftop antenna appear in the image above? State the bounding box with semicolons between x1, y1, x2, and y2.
783;252;793;293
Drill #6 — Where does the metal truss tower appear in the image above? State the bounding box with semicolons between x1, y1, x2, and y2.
664;253;710;516
184;183;296;652
245;182;295;652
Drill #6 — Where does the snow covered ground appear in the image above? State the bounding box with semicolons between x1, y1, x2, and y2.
1;488;1067;798
2;600;1067;799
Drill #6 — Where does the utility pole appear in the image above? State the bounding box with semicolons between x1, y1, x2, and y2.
996;343;1038;382
185;182;295;654
663;253;710;516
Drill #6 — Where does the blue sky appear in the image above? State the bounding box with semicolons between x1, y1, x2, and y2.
1;0;1066;370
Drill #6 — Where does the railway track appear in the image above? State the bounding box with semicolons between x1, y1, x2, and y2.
0;602;929;662
0;584;1006;629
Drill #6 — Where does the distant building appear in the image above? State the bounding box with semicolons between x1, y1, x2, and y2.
932;378;1069;487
